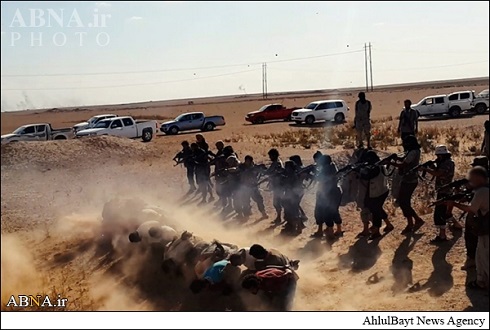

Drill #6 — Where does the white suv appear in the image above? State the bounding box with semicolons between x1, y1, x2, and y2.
291;100;348;125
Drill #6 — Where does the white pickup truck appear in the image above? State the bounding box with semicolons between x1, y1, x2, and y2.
412;91;474;118
472;89;489;114
73;114;118;132
75;116;159;142
1;123;74;144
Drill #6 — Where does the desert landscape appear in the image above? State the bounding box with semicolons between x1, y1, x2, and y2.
1;78;489;311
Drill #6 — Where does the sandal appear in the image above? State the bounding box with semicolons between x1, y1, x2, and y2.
430;236;448;244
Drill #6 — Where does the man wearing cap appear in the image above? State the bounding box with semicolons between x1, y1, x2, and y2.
354;92;372;149
422;145;455;244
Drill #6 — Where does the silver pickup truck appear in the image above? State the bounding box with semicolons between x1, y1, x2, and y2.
1;123;74;144
76;116;159;142
160;112;225;135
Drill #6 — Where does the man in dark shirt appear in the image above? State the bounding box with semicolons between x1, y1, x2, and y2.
173;141;196;192
398;99;420;140
191;143;211;204
422;145;455;243
249;244;299;271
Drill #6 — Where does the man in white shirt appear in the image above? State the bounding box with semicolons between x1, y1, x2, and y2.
129;221;177;246
447;166;489;290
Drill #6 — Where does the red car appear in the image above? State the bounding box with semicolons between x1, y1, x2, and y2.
245;104;301;124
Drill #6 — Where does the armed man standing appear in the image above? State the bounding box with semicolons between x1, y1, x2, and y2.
398;99;419;140
354;92;372;149
173;141;197;193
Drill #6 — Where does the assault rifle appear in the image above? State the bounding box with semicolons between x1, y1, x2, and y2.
436;178;469;192
376;152;406;166
404;160;436;177
336;162;369;178
430;190;474;207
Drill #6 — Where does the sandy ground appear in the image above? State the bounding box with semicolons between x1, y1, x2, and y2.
1;78;489;311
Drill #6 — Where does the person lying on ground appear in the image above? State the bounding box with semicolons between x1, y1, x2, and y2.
241;266;298;311
249;244;299;271
195;241;238;278
128;221;177;247
190;259;241;295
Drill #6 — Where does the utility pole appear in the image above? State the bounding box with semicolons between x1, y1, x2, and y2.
262;62;268;99
369;42;373;91
364;43;369;92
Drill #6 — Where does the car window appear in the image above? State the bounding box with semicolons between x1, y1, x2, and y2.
460;92;470;99
448;94;458;101
315;103;329;110
111;119;123;128
305;103;318;110
23;126;36;134
424;98;434;105
36;125;46;132
122;118;133;126
192;114;203;120
435;97;445;104
179;115;191;121
335;102;344;108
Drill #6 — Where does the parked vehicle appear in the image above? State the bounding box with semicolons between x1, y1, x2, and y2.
73;114;118;132
446;90;475;116
472;89;489;114
1;123;74;144
413;92;472;118
160;112;225;135
76;116;158;142
291;100;349;125
245;104;301;124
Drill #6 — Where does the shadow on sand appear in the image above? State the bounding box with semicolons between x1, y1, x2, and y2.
409;231;462;297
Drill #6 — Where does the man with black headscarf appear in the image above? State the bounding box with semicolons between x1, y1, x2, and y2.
354;92;372;149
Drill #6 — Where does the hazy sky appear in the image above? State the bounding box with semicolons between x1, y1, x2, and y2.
1;1;489;111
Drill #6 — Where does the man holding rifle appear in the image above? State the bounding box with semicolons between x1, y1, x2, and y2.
390;135;425;234
443;167;489;291
419;145;455;244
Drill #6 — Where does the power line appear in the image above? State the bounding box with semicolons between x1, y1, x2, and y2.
0;68;259;91
0;49;364;78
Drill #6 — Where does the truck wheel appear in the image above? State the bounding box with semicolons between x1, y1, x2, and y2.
334;113;345;123
204;123;215;131
305;115;315;125
285;115;292;122
448;106;461;118
475;103;487;114
142;129;153;142
54;135;67;140
169;126;179;135
256;117;265;124
294;121;302;125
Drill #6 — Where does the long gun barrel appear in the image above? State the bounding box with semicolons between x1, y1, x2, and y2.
430;191;474;207
404;160;436;176
336;162;369;177
376;153;406;166
437;178;469;192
